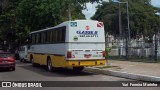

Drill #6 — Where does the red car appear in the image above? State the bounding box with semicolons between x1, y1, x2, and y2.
0;52;15;71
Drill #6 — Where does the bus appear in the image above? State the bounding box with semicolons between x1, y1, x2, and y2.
28;20;106;71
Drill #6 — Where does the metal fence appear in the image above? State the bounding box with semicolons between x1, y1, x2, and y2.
105;36;160;62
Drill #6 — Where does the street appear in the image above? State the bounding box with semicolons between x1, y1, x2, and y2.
0;60;159;90
0;60;130;81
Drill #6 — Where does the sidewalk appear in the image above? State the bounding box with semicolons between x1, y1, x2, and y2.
106;60;160;77
85;60;160;81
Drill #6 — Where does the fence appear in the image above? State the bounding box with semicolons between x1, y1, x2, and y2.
105;35;160;62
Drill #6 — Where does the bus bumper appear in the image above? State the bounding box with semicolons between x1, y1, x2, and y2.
66;60;106;67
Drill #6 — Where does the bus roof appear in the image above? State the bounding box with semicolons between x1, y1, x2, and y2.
29;20;98;34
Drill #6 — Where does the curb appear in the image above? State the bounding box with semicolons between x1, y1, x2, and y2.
84;67;160;82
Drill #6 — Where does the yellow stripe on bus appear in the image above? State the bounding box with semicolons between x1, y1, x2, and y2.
28;53;106;67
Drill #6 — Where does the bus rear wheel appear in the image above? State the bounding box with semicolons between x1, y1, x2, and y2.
47;58;53;72
73;67;84;72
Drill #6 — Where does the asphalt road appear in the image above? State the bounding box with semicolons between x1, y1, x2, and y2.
0;60;159;90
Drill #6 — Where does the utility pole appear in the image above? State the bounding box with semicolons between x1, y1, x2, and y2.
126;1;130;59
119;3;122;37
125;27;129;60
68;0;71;21
118;2;122;58
126;1;130;41
117;1;130;60
154;24;158;62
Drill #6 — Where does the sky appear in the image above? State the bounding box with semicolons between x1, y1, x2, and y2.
151;0;160;7
82;0;160;19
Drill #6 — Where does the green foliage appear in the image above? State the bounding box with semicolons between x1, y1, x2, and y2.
0;0;18;45
105;47;112;59
0;0;103;46
92;0;160;38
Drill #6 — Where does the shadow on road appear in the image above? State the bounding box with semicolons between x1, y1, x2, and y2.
19;64;97;77
0;68;13;72
15;60;31;64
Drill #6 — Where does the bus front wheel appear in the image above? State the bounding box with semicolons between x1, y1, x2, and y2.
31;58;36;66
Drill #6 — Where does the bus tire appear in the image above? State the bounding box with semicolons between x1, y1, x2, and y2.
47;58;53;72
31;58;36;67
73;67;84;72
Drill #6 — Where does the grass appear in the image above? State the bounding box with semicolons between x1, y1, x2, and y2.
96;66;112;69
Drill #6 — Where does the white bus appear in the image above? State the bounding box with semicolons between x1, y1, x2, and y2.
28;20;106;71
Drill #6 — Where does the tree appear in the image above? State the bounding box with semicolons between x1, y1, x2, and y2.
92;0;160;38
0;0;20;46
15;0;103;43
0;0;103;47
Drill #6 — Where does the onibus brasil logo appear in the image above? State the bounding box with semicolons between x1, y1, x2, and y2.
1;82;42;87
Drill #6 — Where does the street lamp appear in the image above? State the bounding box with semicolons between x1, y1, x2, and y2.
153;10;160;62
154;24;158;62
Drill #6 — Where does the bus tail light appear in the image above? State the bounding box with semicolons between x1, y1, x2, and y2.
67;51;72;58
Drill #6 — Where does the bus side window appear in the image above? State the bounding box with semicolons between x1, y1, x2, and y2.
41;32;44;43
38;33;41;44
34;34;37;44
32;34;36;44
53;30;57;43
51;27;66;43
31;34;33;44
50;31;53;43
36;33;39;44
57;29;61;42
62;27;66;42
60;29;63;42
44;32;47;43
42;32;47;43
46;31;50;43
52;30;55;43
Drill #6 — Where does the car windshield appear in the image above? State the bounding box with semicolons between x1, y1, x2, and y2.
0;53;12;58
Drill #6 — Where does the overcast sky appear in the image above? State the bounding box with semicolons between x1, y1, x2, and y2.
82;0;160;19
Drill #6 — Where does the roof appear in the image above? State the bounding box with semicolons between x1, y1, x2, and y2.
30;20;98;34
